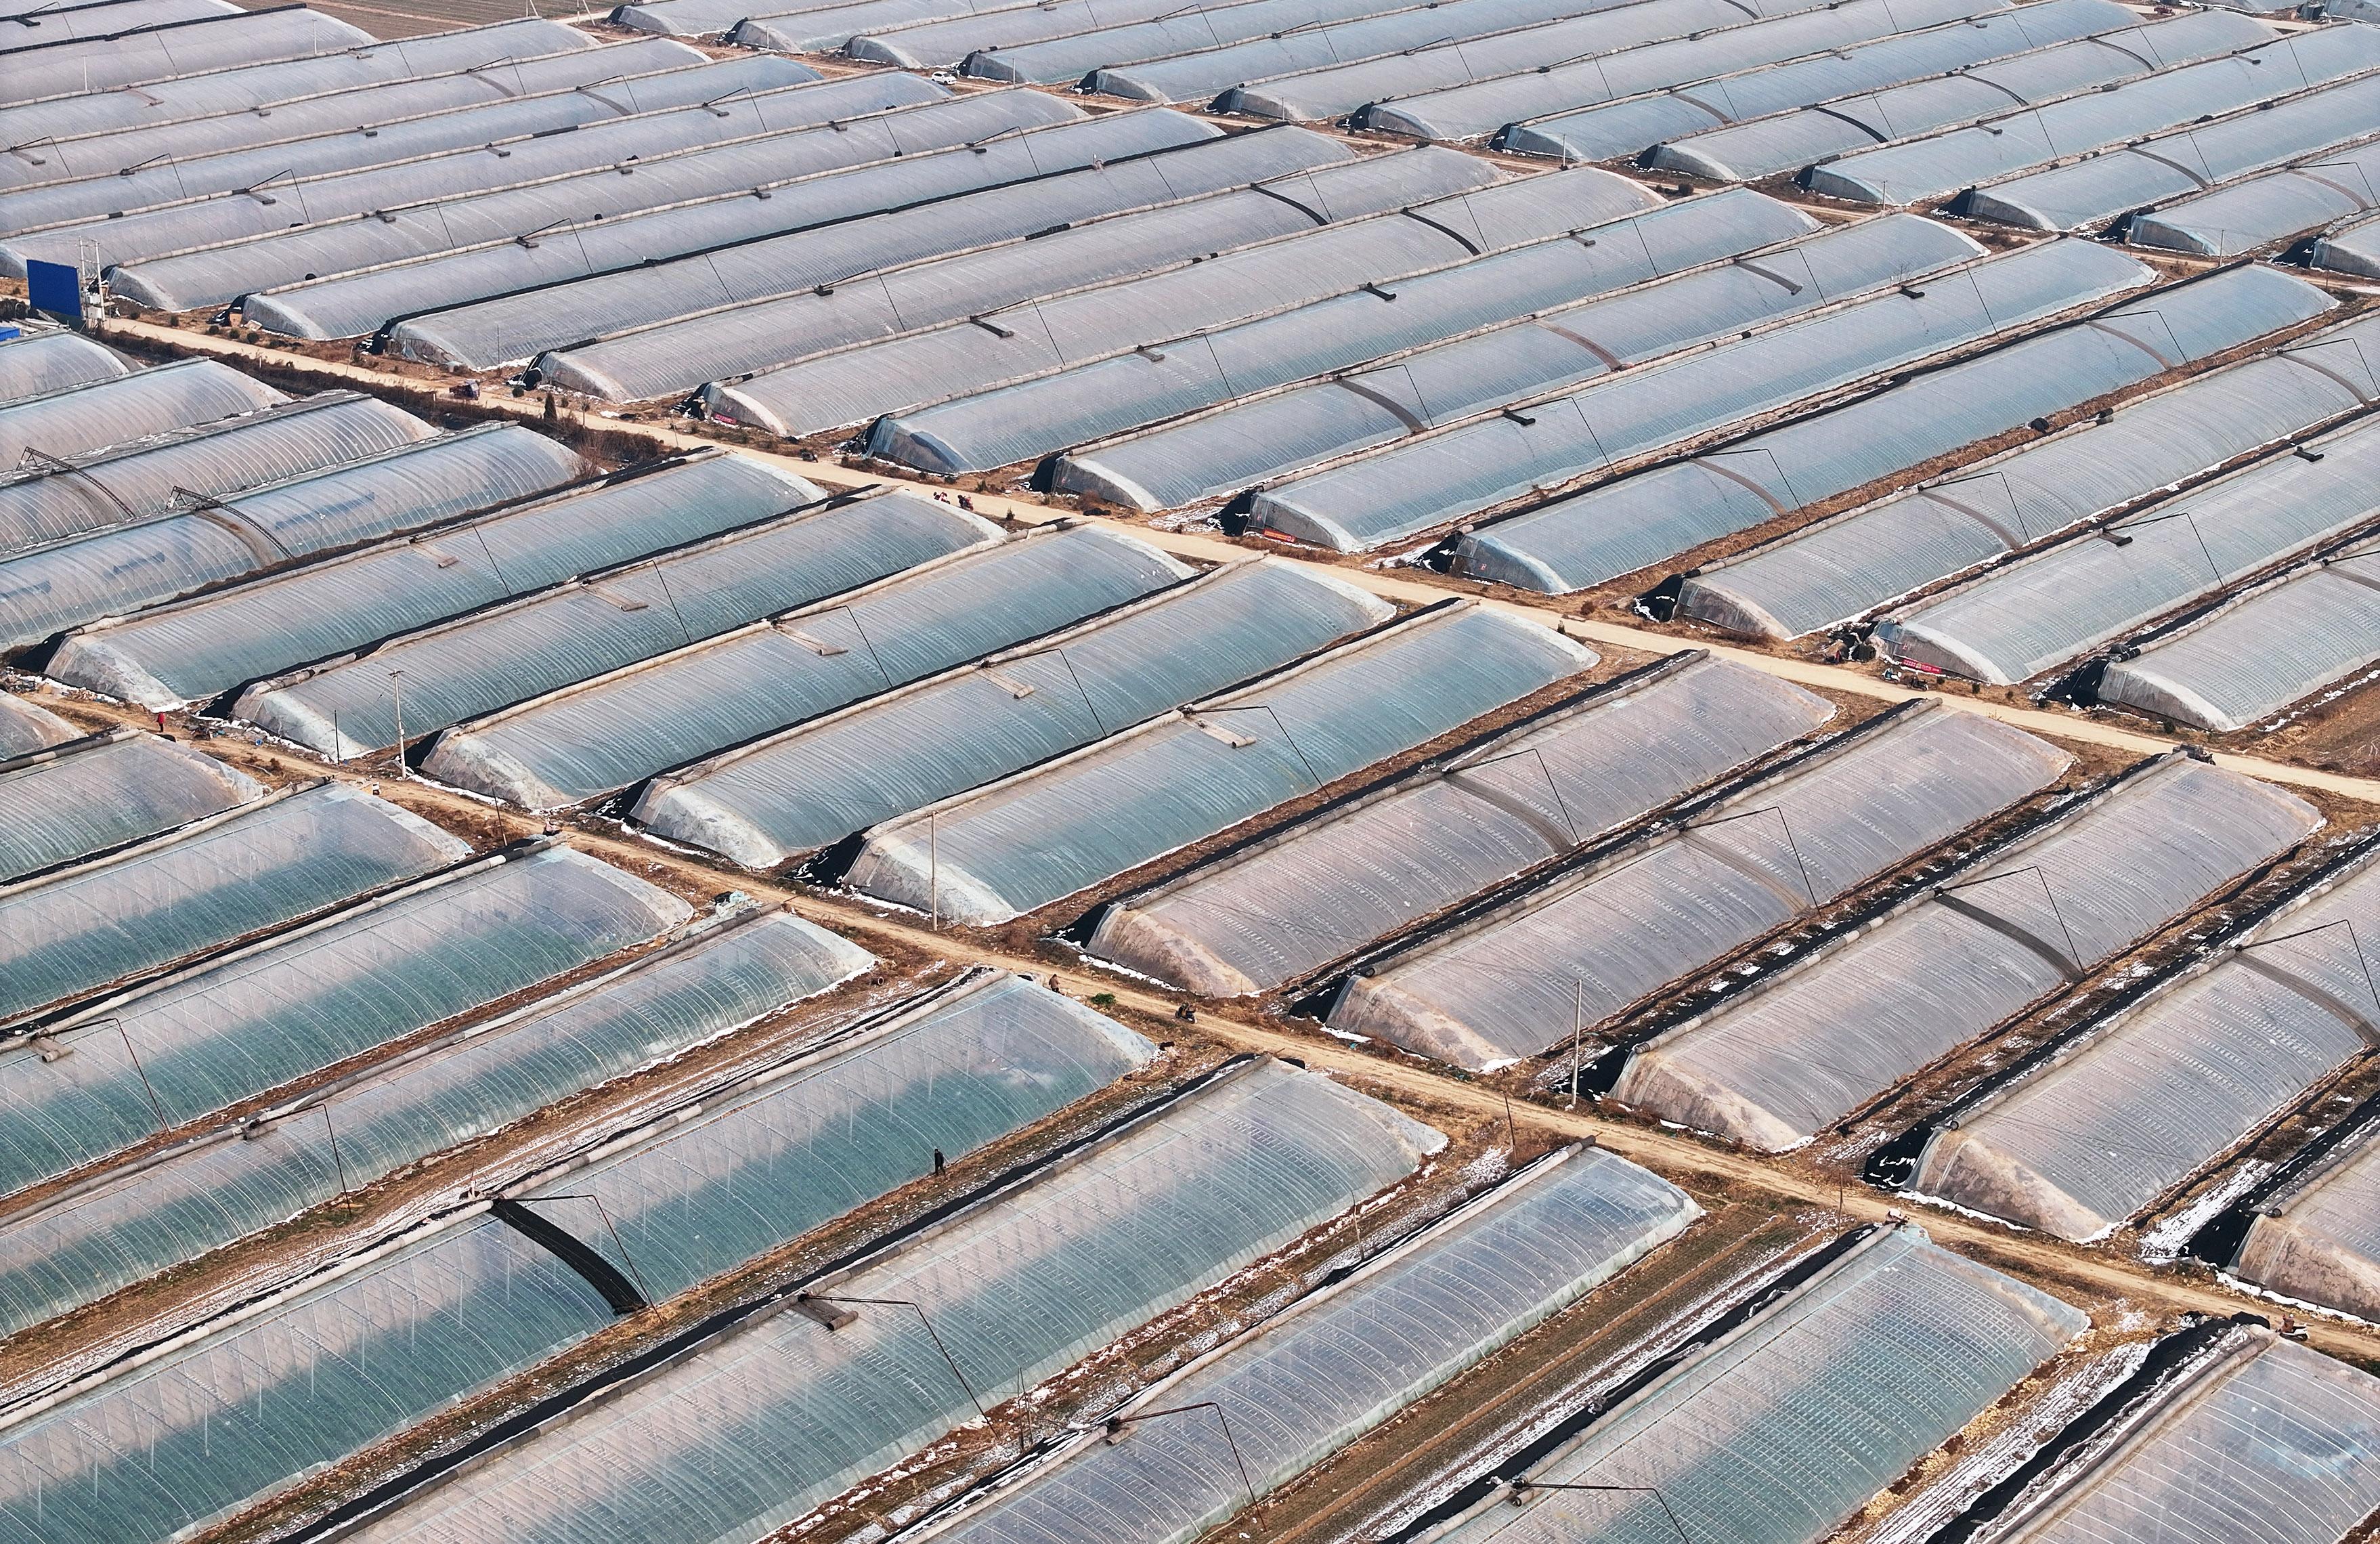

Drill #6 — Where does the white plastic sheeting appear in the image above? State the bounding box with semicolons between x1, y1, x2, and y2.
0;7;376;104
0;689;74;758
1327;701;2066;1071
0;329;128;403
1615;754;2320;1151
2132;135;2380;258
1087;653;1832;996
1428;1224;2085;1544
917;1146;1699;1544
0;358;284;469
2233;1116;2380;1320
843;600;1595;925
341;1058;1442;1544
0;730;263;883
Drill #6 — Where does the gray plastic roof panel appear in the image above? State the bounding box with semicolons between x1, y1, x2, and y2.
1449;263;2336;594
390;125;1356;374
0;19;609;150
625;558;1391;863
1967;74;2380;234
0;1211;618;1544
0;781;468;1026
1913;853;2380;1242
0;357;283;468
0;328;128;402
2097;544;2380;733
731;0;1068;53
0;423;590;652
1427;1225;2085;1544
47;452;821;710
0;0;235;50
1354;0;2001;144
1676;310;2380;640
1056;211;2002;513
0;34;691;196
340;1058;1440;1544
1878;410;2380;685
2132;135;2380;257
2235;1111;2380;1319
0;54;838;251
230;492;1000;760
1625;9;2276;181
851;0;1353;69
1614;754;2320;1151
1982;1331;2380;1544
1802;26;2380;207
918;1144;1700;1544
219;108;1219;341
0;731;264;882
0;908;871;1340
612;0;1014;44
511;968;1156;1304
1328;701;2065;1071
0;689;76;757
0;7;378;104
2314;209;2380;278
867;189;1851;478
0;844;689;1202
0;391;433;559
1247;236;2145;554
578;146;1485;405
843;601;1595;925
1085;653;1833;998
418;519;1194;810
961;0;1429;85
1499;0;2192;165
100;88;1093;316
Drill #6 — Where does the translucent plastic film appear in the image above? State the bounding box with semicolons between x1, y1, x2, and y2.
0;732;263;884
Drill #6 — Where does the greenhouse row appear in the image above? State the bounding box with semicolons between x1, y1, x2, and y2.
2222;1103;2380;1321
1085;651;1834;998
1326;700;2069;1071
1678;307;2380;643
840;599;1594;924
1613;753;2320;1152
2135;135;2380;260
0;727;263;884
0;5;376;103
0;971;1214;1544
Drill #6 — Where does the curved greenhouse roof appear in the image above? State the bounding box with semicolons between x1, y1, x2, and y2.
0;689;75;758
0;330;129;404
2231;1109;2380;1320
2130;135;2380;258
1086;652;1833;997
0;358;284;469
0;730;263;883
0;7;376;102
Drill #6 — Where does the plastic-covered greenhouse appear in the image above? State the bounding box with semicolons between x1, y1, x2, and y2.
1243;238;2150;553
562;147;1486;404
0;780;467;1025
46;450;818;711
1447;262;2334;595
0;0;238;50
917;1144;1700;1544
0;330;130;407
1980;1328;2380;1544
341;1057;1442;1544
1803;26;2380;207
1877;411;2380;685
1327;700;2067;1071
0;391;432;559
1054;210;1983;513
1347;0;1998;144
2130;135;2380;258
1909;849;2380;1242
0;358;284;469
0;730;263;884
0;423;588;652
844;600;1595;924
720;165;1687;445
1507;4;2251;168
417;517;1192;810
1614;754;2320;1151
0;7;376;102
0;907;873;1339
230;491;999;760
2314;210;2380;279
1086;653;1832;997
1425;1224;2085;1544
2096;537;2380;732
0;691;75;759
173;109;1222;339
956;0;1493;86
1676;309;2380;640
0;843;689;1201
2230;1117;2380;1320
387;125;1359;375
628;557;1392;863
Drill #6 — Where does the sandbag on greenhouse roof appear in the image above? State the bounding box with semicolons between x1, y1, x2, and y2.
1085;651;1833;997
0;907;873;1340
1614;752;2319;1152
0;779;467;1025
341;1056;1440;1544
0;729;262;882
0;842;689;1202
914;1144;1698;1544
843;599;1595;926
